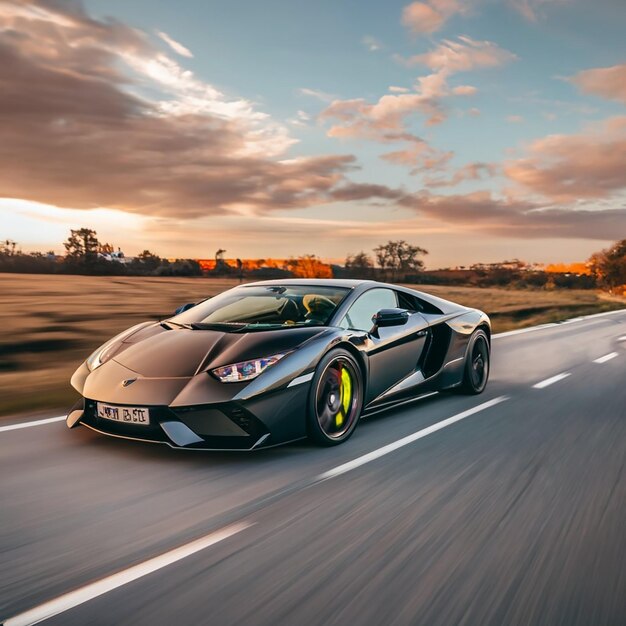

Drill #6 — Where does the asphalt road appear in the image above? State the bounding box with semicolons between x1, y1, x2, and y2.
1;310;625;626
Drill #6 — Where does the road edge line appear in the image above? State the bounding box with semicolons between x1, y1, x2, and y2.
493;307;626;339
317;396;509;481
2;522;253;626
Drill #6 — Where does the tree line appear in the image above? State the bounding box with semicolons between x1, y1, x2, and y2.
1;229;203;276
1;228;625;293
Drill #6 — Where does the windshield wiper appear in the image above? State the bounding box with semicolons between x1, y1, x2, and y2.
160;320;193;330
238;321;326;331
189;322;248;331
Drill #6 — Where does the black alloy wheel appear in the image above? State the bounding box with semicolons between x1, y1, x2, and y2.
307;348;363;446
459;329;490;394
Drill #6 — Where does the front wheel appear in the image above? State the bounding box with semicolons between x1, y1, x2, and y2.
458;329;490;394
307;348;363;446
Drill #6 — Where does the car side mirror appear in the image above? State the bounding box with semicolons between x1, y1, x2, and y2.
174;302;196;315
370;308;409;336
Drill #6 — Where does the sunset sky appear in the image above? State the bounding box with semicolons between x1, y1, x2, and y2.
1;0;625;267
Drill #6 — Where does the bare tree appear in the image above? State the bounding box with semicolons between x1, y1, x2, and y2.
135;250;161;271
1;239;18;256
373;240;428;280
345;251;374;278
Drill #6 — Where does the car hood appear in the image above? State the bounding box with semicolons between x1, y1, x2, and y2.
112;324;328;378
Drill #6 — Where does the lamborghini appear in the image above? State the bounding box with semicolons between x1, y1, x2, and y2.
66;279;491;449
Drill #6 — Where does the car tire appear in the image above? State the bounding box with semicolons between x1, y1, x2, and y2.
458;329;490;394
307;348;364;446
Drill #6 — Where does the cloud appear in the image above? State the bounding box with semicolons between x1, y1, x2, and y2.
289;110;311;127
570;63;626;104
402;2;445;34
0;0;402;217
509;0;571;22
452;84;478;95
298;87;335;102
156;30;193;58
504;116;626;202
320;94;446;140
507;115;524;123
400;191;626;239
320;36;513;174
381;140;454;176
423;162;498;187
404;36;517;73
362;35;382;52
401;0;467;35
321;37;512;136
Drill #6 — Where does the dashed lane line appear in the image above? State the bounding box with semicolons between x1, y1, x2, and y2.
532;373;571;389
593;352;618;364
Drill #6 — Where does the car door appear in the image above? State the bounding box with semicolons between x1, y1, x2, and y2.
339;288;429;404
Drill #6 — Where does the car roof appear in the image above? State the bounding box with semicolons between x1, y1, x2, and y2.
238;278;378;289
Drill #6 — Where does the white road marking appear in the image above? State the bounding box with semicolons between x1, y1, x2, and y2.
3;522;253;626
593;352;618;364
318;396;509;481
617;336;626;342
0;415;65;433
493;323;556;339
493;307;626;339
533;372;571;389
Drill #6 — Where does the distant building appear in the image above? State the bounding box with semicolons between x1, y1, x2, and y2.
98;247;131;264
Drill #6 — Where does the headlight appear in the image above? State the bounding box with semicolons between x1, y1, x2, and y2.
211;353;287;383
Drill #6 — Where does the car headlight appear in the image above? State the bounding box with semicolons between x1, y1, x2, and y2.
211;353;287;383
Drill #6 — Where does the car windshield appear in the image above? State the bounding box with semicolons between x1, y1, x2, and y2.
170;285;350;330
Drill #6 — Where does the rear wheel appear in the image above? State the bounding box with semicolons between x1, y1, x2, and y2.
307;349;363;446
459;329;490;394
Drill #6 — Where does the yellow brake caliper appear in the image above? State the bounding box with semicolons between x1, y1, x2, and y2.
336;367;352;428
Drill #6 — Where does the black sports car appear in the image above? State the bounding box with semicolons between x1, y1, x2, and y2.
67;279;490;449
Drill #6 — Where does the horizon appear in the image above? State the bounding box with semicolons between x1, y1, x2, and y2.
2;0;626;267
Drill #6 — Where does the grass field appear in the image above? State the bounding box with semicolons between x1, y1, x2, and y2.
1;273;624;418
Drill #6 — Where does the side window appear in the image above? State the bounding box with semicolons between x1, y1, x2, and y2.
397;291;421;312
340;288;397;331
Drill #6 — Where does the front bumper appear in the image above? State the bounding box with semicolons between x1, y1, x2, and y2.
68;383;309;451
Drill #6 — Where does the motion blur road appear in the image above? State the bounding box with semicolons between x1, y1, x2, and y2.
2;311;626;626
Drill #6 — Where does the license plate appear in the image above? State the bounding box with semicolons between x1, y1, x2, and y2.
96;402;150;426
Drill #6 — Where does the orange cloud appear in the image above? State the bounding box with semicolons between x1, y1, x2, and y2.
324;37;513;136
423;162;498;187
0;0;402;217
570;63;626;104
401;0;467;35
404;36;517;73
504;116;626;202
320;36;512;175
400;191;626;239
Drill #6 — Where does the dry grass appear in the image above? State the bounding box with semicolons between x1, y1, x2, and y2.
1;273;624;418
